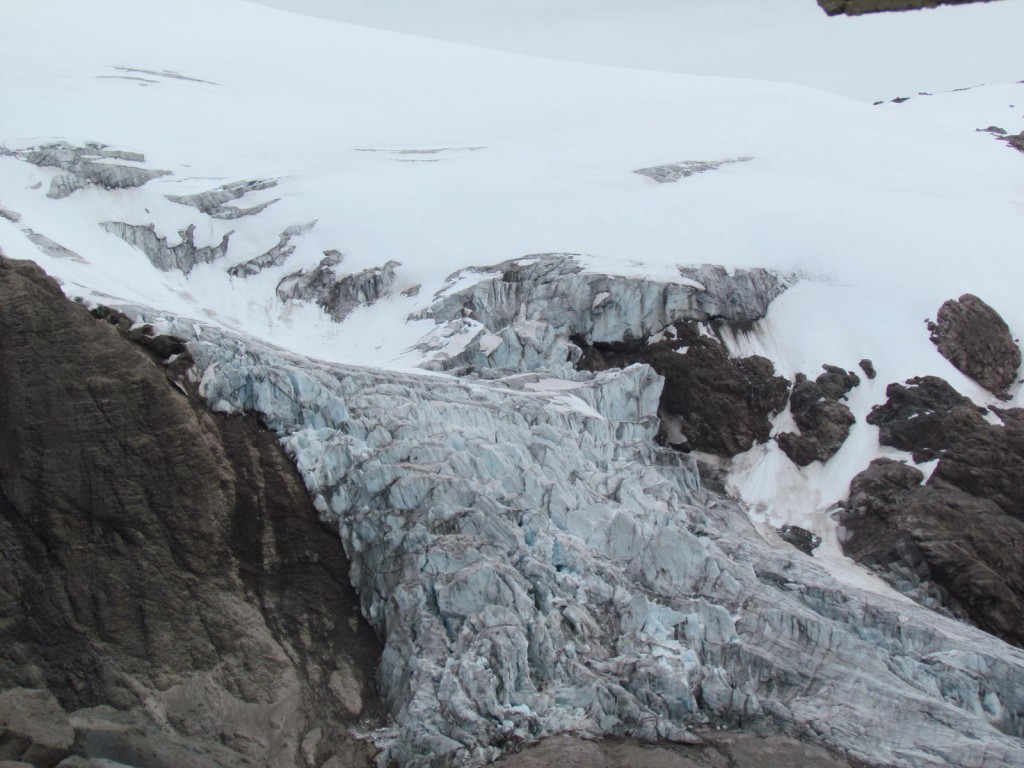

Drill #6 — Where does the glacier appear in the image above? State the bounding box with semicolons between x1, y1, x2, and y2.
3;0;1024;765
163;312;1023;768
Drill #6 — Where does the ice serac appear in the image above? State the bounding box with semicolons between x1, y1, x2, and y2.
277;255;400;321
228;221;316;278
414;256;789;374
0;141;169;199
167;178;279;219
185;316;1024;768
100;221;233;274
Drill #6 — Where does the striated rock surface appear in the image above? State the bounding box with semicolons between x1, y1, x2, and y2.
228;221;315;278
1;142;169;199
818;0;995;15
167;178;279;219
415;255;790;375
277;253;399;322
0;258;382;768
777;365;859;467
100;221;232;274
576;321;790;457
928;293;1020;399
184;311;1024;768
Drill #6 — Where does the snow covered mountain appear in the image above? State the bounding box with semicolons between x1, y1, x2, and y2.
2;1;1023;766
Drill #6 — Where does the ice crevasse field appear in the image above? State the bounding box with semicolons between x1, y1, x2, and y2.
2;0;1024;639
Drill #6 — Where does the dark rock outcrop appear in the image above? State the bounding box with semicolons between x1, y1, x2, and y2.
928;293;1020;399
865;375;988;461
839;376;1024;647
777;525;822;556
577;321;789;457
0;258;382;767
777;365;859;466
818;0;996;15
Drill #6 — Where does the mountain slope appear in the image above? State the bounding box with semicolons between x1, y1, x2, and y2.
2;1;1024;766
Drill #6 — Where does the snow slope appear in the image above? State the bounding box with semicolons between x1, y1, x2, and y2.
2;0;1022;575
246;0;1024;101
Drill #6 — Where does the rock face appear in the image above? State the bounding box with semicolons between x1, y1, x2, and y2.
928;293;1020;399
777;365;859;467
577;321;790;457
865;375;988;461
187;311;1024;768
818;0;995;15
277;254;399;321
100;221;233;274
839;376;1024;647
0;142;169;199
0;258;382;768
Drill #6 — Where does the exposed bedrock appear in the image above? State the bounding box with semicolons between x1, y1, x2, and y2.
866;375;989;461
277;253;399;322
1;141;169;199
414;255;791;374
818;0;996;15
186;314;1024;768
777;365;859;467
100;221;232;274
0;258;382;768
839;375;1024;647
576;321;790;457
928;293;1020;399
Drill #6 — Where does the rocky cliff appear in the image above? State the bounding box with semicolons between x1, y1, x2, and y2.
818;0;996;15
0;258;383;768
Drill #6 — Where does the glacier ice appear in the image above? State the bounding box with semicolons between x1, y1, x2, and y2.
159;315;1024;768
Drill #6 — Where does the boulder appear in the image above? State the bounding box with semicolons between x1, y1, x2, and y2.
928;293;1020;399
